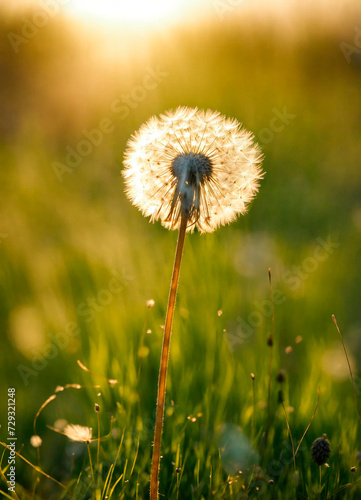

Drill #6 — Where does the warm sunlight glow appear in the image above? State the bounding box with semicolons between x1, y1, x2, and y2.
65;0;185;25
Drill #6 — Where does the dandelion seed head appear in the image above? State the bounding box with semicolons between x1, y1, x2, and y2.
30;435;42;448
64;424;92;443
122;106;263;233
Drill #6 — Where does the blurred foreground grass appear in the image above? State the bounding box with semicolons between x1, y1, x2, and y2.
0;2;361;498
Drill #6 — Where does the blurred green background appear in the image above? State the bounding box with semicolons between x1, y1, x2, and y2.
0;0;361;498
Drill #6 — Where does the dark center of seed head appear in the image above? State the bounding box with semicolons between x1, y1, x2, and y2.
171;153;213;186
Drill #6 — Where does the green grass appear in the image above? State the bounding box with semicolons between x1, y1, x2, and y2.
0;3;361;498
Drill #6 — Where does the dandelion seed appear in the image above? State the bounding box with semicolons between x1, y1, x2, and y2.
147;299;155;308
64;424;92;443
217;310;223;316
285;346;293;354
122;106;263;233
30;435;42;448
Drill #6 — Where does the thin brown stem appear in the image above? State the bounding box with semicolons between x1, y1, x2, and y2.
332;315;361;424
294;386;320;458
251;373;256;439
0;441;67;491
96;411;100;482
150;214;188;499
267;268;274;420
281;402;296;472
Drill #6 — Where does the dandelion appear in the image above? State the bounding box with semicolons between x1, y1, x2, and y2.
122;106;263;233
64;424;92;443
64;424;94;485
122;106;263;499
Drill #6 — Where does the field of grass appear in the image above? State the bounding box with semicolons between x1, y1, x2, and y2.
0;1;361;498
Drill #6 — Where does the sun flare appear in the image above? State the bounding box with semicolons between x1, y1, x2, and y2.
64;0;185;25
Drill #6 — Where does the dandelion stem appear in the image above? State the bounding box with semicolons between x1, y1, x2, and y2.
150;213;188;500
87;442;95;487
